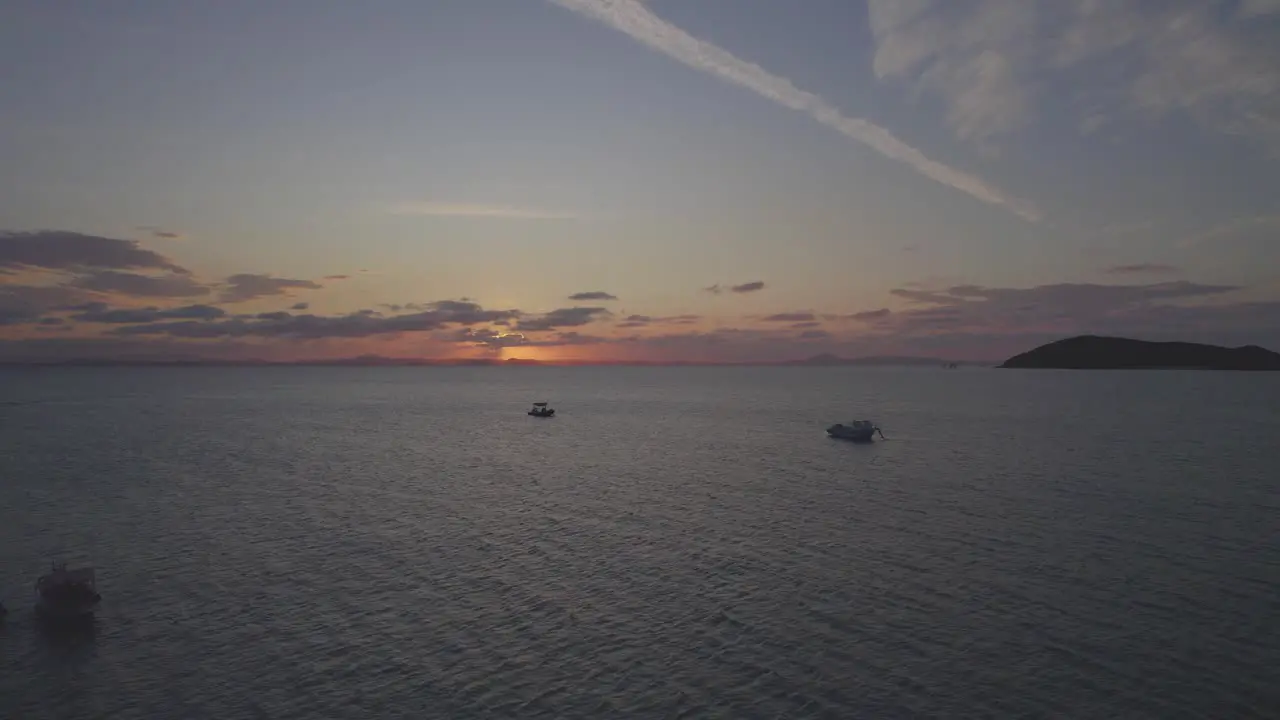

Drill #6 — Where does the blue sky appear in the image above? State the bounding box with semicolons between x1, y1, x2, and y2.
2;0;1279;361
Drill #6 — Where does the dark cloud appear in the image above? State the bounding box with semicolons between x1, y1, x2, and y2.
616;314;701;328
453;328;529;349
291;302;309;311
825;308;893;322
798;330;831;340
1106;263;1180;275
791;321;822;329
323;275;350;281
0;230;188;273
70;270;211;298
71;304;226;324
516;307;612;331
703;281;765;295
38;317;66;326
450;328;616;353
0;285;96;325
114;301;522;340
430;300;486;314
0;305;39;325
137;226;184;240
762;312;815;322
853;308;892;321
219;274;323;303
890;288;958;304
875;281;1255;345
568;291;618;301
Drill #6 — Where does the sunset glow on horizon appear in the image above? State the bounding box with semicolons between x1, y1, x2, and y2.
3;0;1279;363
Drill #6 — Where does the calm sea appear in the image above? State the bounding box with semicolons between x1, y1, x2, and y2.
1;366;1277;719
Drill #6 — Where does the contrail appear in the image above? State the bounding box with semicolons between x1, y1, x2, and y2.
548;0;1040;222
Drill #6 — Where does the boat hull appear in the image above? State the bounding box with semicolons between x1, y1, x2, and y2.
826;425;876;442
35;600;100;622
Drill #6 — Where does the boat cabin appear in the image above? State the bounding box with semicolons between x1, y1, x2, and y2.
35;562;101;615
528;402;555;417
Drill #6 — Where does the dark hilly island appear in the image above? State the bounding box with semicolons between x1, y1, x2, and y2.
1001;335;1280;370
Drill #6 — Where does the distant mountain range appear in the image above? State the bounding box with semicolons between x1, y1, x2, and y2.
1000;335;1280;371
0;353;975;367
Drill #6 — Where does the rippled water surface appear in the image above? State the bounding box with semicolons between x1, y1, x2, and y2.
2;366;1278;719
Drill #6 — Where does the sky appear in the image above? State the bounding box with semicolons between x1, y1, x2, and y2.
2;0;1279;363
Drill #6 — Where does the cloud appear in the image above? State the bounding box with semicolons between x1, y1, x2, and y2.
0;230;188;273
550;0;1039;221
0;305;39;326
568;291;619;301
1106;263;1179;275
137;226;184;240
875;280;1250;343
69;304;226;324
291;302;310;311
516;306;612;331
852;308;892;321
616;313;700;328
115;302;522;340
705;281;766;295
890;287;957;304
761;312;815;322
323;275;351;281
453;328;531;350
868;0;1280;151
219;273;323;303
387;202;576;220
104;299;521;341
70;270;211;298
8;278;1278;363
1;285;95;322
894;280;1237;308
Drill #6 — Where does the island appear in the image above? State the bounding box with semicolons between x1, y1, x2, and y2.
1000;335;1280;370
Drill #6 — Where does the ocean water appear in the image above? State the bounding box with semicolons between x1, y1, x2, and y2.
1;366;1277;719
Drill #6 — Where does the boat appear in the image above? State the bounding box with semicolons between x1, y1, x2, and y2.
528;402;555;417
826;420;884;441
35;562;101;621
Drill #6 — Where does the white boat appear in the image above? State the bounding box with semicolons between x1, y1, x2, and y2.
35;562;101;621
826;420;884;441
528;402;555;417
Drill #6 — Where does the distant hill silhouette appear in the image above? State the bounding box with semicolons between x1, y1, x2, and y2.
1000;335;1280;370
